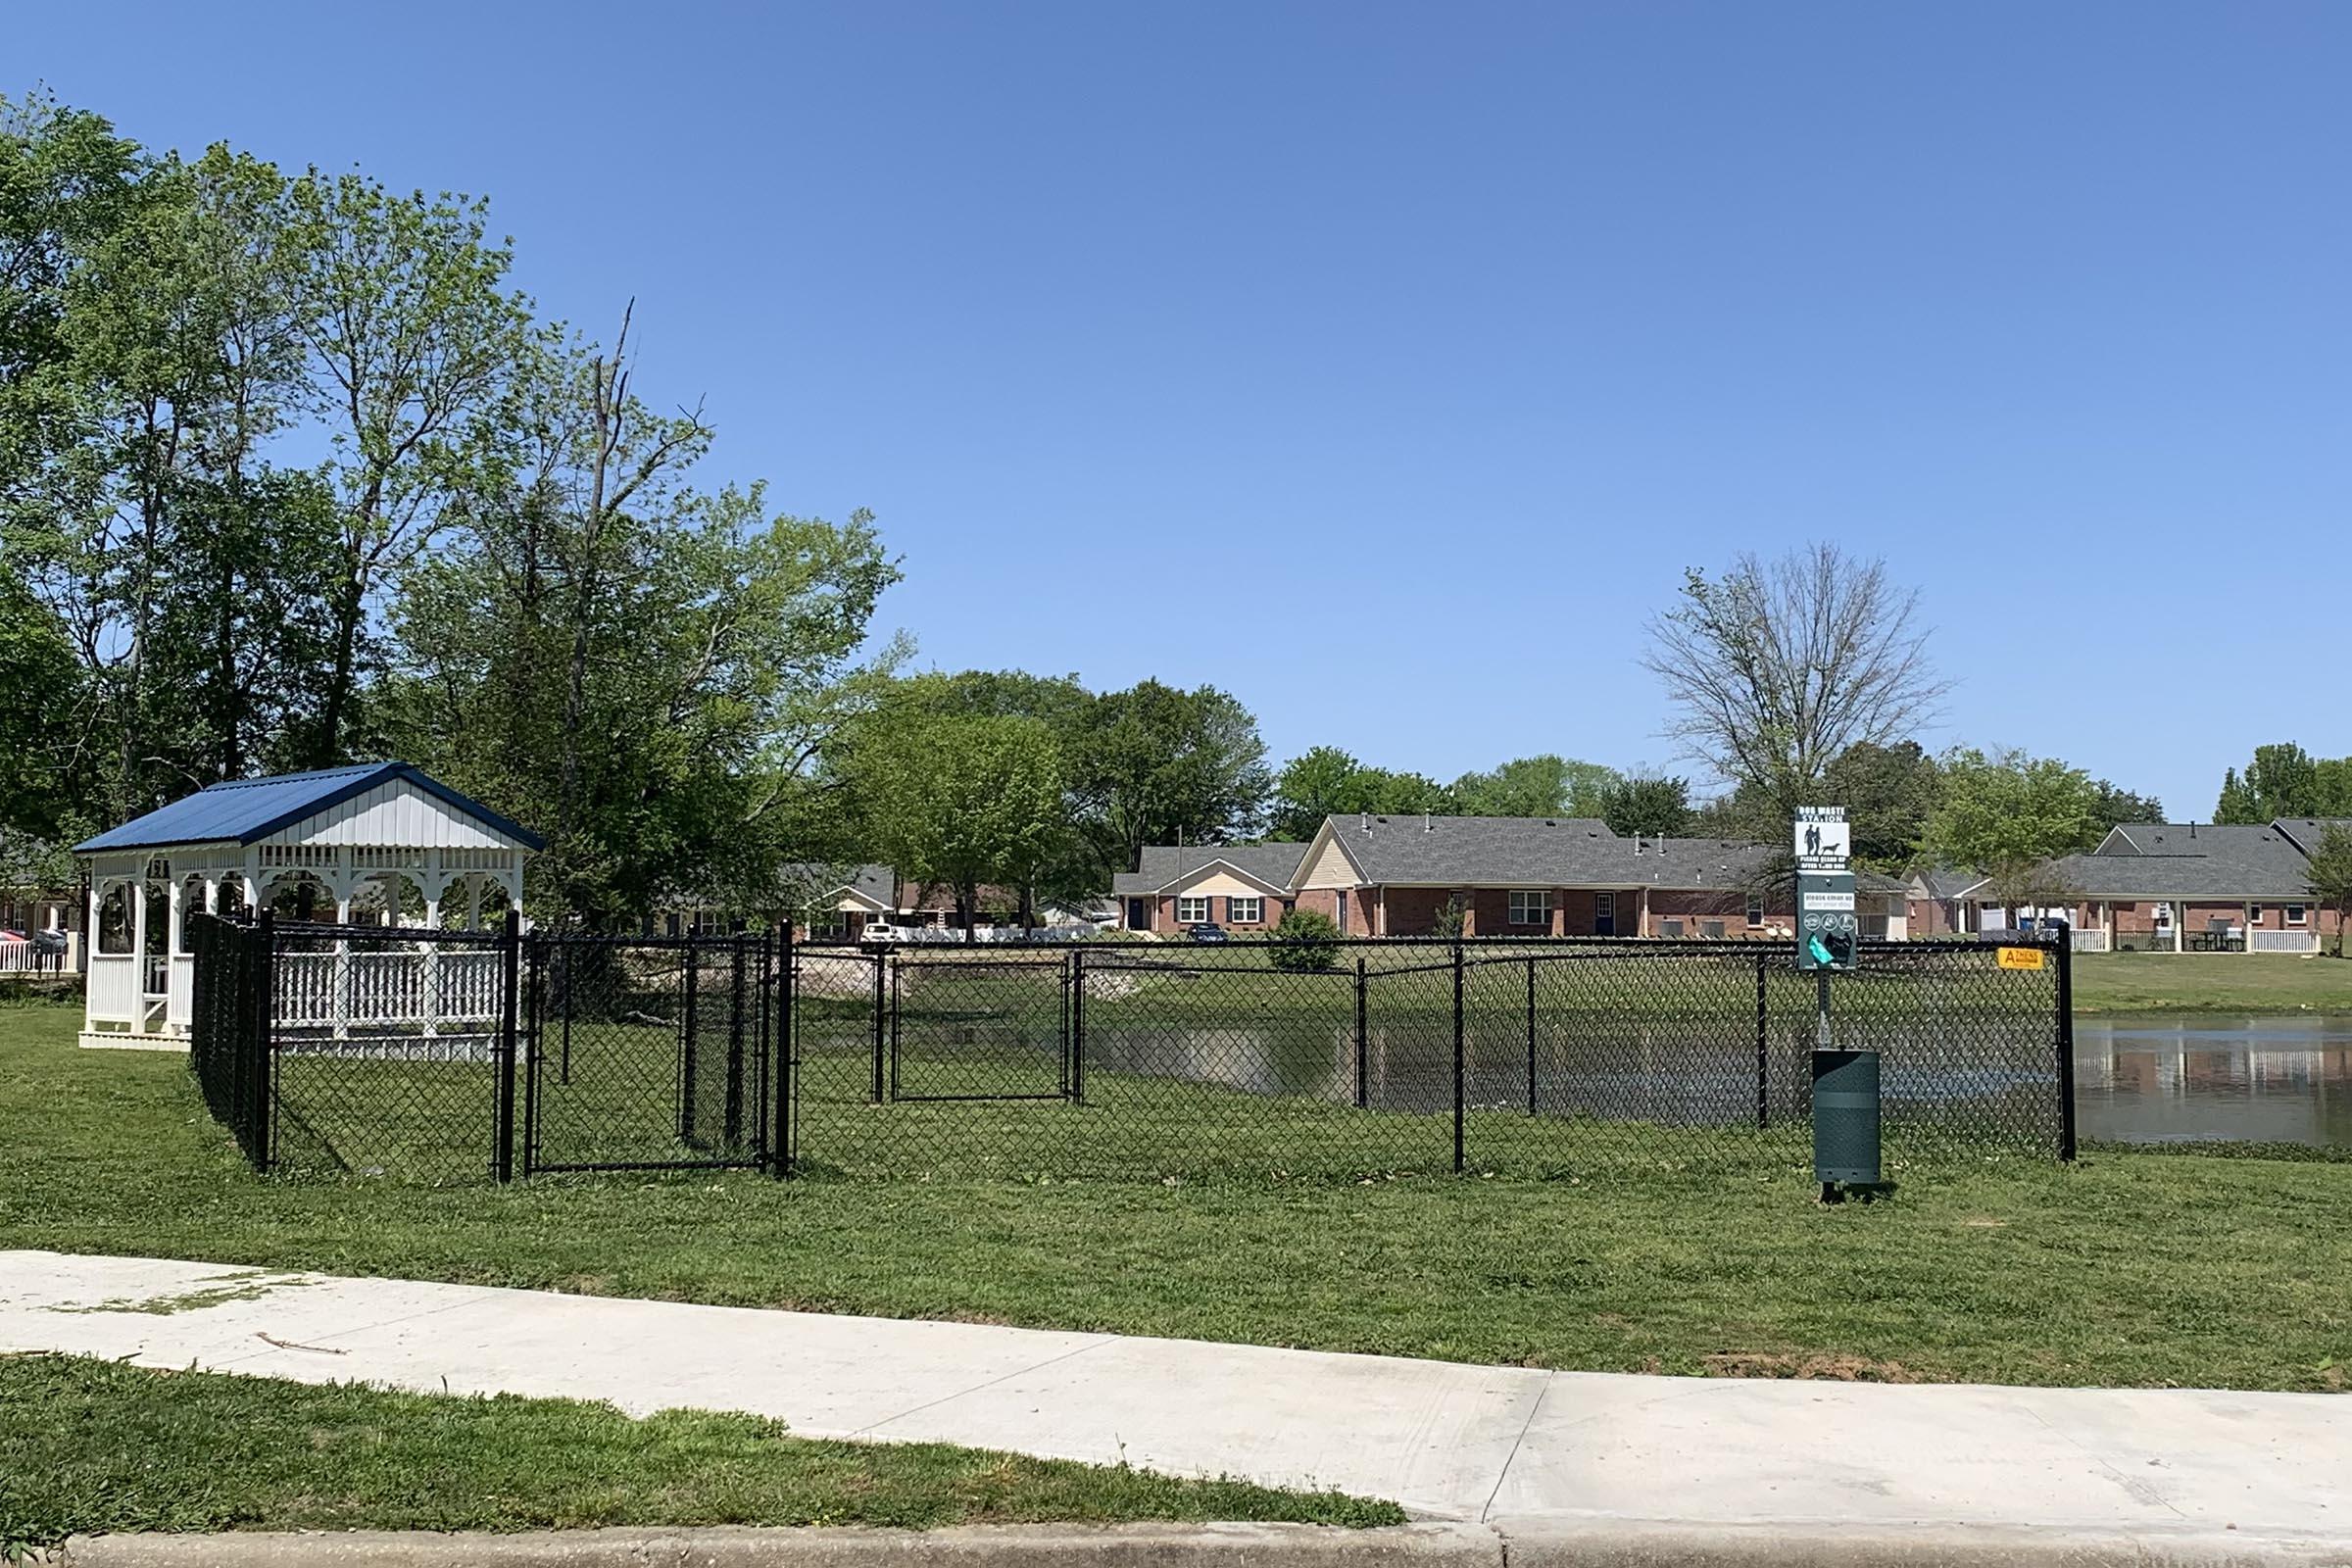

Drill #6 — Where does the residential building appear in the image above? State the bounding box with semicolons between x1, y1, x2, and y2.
1111;843;1310;933
1923;819;2347;953
1132;814;1912;940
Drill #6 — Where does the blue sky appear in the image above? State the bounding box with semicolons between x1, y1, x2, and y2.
15;1;2347;816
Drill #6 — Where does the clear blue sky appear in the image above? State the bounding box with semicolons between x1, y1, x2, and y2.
17;1;2348;817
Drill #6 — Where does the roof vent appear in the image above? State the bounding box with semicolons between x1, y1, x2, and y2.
1633;834;1644;856
1359;812;1369;833
1423;811;1433;833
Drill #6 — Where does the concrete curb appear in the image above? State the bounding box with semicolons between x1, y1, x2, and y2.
47;1521;2352;1568
52;1523;1494;1568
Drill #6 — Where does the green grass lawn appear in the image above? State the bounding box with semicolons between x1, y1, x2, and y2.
0;1353;1396;1557
5;1002;2347;1393
2070;953;2352;1015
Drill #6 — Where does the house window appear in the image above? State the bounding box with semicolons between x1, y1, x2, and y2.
2250;905;2264;925
1507;890;1551;927
1745;894;1765;925
809;909;849;940
1228;896;1263;925
1336;891;1348;933
2287;905;2308;926
1700;919;1727;939
1176;896;1209;924
1660;918;1685;938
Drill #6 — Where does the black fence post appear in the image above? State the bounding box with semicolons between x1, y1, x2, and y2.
869;951;887;1103
2055;927;2078;1161
1754;951;1770;1130
521;929;545;1178
253;909;276;1172
726;925;748;1149
559;941;573;1087
1524;955;1538;1116
773;923;794;1178
495;906;520;1184
1068;948;1087;1104
887;957;903;1102
1352;956;1368;1109
680;931;701;1144
1451;942;1466;1173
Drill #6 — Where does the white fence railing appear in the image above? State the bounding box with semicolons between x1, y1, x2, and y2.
275;949;505;1032
2070;929;2110;953
2250;930;2322;955
0;937;63;974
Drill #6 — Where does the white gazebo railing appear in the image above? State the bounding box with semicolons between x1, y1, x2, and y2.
275;947;506;1034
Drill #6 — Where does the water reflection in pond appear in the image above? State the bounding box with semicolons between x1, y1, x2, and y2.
2073;1016;2352;1148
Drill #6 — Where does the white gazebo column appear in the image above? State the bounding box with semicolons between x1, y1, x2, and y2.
128;875;149;1035
464;874;482;933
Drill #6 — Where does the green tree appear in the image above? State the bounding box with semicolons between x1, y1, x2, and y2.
1596;774;1692;838
1818;740;1941;869
1642;545;1949;820
1924;748;2105;876
278;168;534;767
1269;746;1449;838
2216;743;2349;823
387;326;902;925
1447;755;1618;818
849;712;1064;940
1067;681;1270;879
2087;779;2164;837
2305;825;2352;960
864;669;1096;909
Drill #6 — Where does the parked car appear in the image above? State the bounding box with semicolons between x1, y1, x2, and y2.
30;928;69;956
1186;922;1229;943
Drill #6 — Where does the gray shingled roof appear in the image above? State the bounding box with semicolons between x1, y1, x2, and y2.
2275;817;2352;857
781;862;898;906
1111;843;1311;897
1316;815;1783;892
2052;822;2321;900
1912;865;1989;902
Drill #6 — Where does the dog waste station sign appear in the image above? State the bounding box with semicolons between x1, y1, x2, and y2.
1794;806;1878;1199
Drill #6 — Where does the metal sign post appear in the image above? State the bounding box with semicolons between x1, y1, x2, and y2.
1794;806;1876;1200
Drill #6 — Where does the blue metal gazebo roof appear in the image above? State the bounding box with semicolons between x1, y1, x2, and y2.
74;762;545;854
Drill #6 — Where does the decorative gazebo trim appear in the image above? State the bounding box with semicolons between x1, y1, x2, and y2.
73;763;543;1052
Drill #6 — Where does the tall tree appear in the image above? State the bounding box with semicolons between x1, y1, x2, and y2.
387;327;901;924
1447;755;1617;818
1269;746;1447;839
1820;740;1941;870
1596;773;1692;838
1924;748;2104;875
1642;544;1949;818
2087;779;2164;836
1068;680;1269;877
848;711;1063;939
278;169;532;766
2215;743;2349;823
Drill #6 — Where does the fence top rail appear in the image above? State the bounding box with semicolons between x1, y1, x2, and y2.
267;921;508;945
796;933;2066;956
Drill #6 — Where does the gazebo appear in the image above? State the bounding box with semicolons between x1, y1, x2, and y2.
74;762;542;1051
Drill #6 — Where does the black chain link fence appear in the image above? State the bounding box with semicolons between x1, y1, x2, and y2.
793;936;2070;1182
188;922;2070;1185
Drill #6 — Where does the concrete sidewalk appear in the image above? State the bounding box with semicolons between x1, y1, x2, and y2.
5;1250;2348;1544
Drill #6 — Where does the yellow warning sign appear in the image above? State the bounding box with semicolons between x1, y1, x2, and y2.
1997;947;2046;971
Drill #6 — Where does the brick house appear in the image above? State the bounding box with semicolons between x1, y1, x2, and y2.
1920;818;2347;952
1111;843;1309;934
1283;813;1908;939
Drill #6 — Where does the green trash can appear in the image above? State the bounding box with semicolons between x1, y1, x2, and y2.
1812;1049;1881;1186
